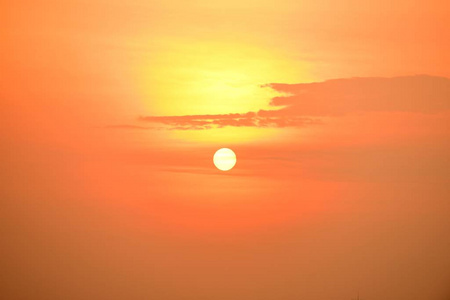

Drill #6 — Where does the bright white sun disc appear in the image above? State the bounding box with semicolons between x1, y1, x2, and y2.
213;148;236;171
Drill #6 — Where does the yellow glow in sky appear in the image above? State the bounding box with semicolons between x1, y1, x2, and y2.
138;39;312;116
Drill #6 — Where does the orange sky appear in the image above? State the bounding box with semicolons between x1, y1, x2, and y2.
2;1;450;299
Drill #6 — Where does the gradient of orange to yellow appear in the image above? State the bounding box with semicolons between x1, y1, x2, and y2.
2;1;450;300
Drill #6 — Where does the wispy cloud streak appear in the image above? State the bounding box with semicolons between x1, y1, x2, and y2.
138;111;320;130
112;75;450;130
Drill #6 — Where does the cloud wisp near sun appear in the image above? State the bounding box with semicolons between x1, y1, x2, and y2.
112;75;450;131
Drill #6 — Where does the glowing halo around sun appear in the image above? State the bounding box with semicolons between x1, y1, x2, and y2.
213;148;237;171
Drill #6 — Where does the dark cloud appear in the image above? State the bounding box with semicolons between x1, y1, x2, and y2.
114;75;450;130
266;75;450;116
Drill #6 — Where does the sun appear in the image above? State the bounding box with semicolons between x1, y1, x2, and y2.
213;148;237;171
